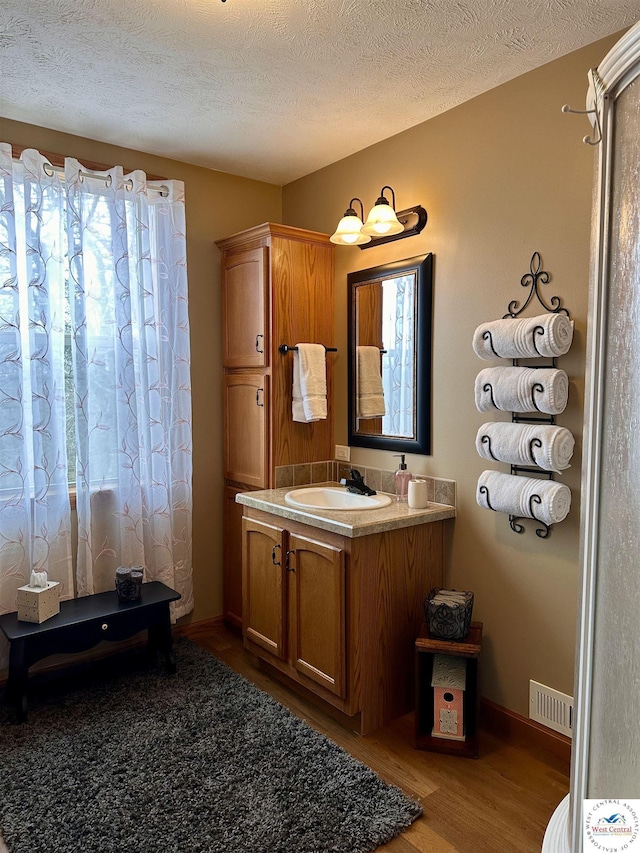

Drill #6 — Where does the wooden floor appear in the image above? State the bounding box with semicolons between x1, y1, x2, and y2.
190;624;569;853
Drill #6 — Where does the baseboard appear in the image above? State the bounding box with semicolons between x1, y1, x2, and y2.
480;697;571;777
173;615;224;641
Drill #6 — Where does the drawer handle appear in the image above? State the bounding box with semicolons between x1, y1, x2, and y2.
255;334;264;354
101;623;109;631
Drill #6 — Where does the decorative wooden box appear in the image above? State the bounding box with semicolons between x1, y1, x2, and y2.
16;581;60;623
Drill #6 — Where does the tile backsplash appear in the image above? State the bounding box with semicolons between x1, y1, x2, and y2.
274;461;332;489
274;460;456;507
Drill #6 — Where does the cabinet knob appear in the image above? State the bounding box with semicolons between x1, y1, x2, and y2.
101;623;109;631
255;334;264;353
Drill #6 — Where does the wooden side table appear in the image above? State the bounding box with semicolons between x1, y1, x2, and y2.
0;581;181;723
415;621;483;758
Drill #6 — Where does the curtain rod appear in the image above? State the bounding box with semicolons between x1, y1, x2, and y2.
40;161;169;197
9;143;167;182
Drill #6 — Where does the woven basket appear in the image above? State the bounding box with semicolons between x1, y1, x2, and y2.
424;588;474;641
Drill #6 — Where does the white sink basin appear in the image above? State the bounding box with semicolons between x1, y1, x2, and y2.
284;486;392;511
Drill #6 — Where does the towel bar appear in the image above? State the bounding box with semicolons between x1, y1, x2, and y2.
278;344;338;354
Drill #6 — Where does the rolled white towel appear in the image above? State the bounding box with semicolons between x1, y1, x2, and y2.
475;366;569;415
475;422;575;472
473;313;574;360
476;470;571;525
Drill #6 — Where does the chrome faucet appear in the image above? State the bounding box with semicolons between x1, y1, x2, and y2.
339;468;377;496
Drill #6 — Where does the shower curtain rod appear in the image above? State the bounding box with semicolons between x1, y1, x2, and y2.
561;68;604;145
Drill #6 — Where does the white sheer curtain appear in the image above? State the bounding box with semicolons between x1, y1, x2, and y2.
65;160;193;618
0;144;193;671
0;145;74;667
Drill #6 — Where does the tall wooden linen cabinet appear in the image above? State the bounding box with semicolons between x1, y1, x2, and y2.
216;223;335;628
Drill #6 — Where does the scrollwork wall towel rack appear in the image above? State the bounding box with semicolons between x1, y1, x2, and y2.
473;253;574;537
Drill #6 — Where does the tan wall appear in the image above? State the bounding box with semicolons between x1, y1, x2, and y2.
282;34;618;717
0;31;618;717
0;117;282;626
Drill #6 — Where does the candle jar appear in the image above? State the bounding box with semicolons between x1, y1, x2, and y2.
115;566;144;602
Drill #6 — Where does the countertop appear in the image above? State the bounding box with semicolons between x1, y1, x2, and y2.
235;483;456;538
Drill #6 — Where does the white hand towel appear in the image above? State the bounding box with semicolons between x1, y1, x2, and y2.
356;346;386;418
472;313;574;360
292;343;327;423
477;470;571;525
475;366;569;415
475;422;575;472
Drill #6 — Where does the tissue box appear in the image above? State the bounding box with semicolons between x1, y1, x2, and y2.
16;581;61;623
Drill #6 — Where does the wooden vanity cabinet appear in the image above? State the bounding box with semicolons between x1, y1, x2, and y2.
243;516;346;699
217;224;334;628
241;505;445;735
288;530;346;699
243;517;287;659
222;486;247;628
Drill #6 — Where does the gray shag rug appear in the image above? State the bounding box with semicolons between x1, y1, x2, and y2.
0;638;422;853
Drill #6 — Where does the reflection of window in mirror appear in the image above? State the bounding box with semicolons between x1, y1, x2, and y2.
380;273;415;438
348;254;432;454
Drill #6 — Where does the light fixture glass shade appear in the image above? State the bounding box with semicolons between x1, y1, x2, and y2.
361;201;404;236
330;214;371;245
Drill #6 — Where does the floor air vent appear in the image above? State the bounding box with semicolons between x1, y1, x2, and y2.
529;680;573;738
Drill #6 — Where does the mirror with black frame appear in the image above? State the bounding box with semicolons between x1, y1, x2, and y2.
347;253;433;453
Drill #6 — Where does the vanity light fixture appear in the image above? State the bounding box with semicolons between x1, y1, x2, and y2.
361;186;404;237
329;198;372;246
330;185;427;250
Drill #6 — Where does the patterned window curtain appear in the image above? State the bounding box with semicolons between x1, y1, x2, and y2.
0;145;74;669
65;161;194;619
382;274;415;438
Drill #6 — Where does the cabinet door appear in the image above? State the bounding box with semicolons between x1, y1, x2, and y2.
223;374;269;488
222;486;246;628
222;247;268;368
288;532;346;698
243;517;286;659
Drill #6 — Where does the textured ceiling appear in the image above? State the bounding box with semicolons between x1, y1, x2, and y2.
1;0;639;185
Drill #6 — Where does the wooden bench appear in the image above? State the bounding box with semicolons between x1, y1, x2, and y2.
0;581;181;722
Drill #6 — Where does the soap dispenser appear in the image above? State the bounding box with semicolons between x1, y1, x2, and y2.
394;454;412;502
